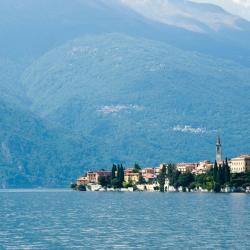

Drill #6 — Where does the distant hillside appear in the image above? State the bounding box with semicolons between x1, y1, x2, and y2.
22;34;250;166
0;100;92;187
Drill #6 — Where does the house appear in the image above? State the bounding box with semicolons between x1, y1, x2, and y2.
141;168;157;183
229;154;250;173
176;163;197;173
136;183;159;192
143;173;157;183
195;160;213;175
86;171;97;183
86;170;112;184
124;172;141;184
142;168;155;175
76;176;88;186
124;168;134;174
96;170;112;182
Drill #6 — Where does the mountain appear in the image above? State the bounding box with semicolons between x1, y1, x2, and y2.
0;0;250;187
22;33;250;166
0;98;109;187
1;0;250;65
0;58;29;106
192;0;250;21
0;100;88;187
120;0;242;33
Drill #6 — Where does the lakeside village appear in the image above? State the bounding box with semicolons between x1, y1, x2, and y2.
71;137;250;193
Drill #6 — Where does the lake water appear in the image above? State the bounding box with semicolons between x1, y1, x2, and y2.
0;190;250;249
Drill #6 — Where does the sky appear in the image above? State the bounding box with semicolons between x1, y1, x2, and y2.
193;0;250;20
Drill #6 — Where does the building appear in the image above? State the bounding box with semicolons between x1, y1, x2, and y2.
141;168;155;175
229;155;250;173
176;163;197;174
141;168;156;182
96;171;112;183
124;172;141;184
195;160;213;175
124;168;134;174
136;184;159;192
76;176;88;186
143;173;157;183
86;170;111;184
86;171;97;183
216;136;222;162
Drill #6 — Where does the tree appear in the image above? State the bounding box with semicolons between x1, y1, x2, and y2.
217;165;223;185
214;164;222;192
111;164;117;179
98;176;108;187
214;182;221;193
70;183;77;190
213;160;218;183
117;164;121;182
177;173;194;188
123;180;133;188
167;163;175;177
116;164;124;188
119;165;124;184
224;158;231;184
111;164;124;188
133;163;141;173
189;182;196;190
78;185;86;191
166;163;180;188
158;164;167;192
111;178;120;188
221;161;226;185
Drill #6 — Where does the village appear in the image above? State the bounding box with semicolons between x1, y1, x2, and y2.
72;137;250;193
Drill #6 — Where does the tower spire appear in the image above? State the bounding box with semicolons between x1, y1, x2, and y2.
216;136;222;162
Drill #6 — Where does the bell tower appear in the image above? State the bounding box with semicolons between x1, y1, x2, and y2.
216;136;222;162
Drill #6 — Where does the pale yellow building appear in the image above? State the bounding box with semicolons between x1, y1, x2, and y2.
229;155;250;173
124;172;141;184
176;163;197;174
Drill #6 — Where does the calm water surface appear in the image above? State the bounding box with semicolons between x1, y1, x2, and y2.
0;190;250;249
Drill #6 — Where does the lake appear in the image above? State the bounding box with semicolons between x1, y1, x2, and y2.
0;190;250;249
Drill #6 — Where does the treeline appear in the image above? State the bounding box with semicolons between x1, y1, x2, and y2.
163;161;231;192
163;159;250;192
72;160;250;192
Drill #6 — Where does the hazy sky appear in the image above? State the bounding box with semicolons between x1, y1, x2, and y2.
193;0;250;20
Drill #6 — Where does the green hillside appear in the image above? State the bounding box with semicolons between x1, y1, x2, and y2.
0;100;92;187
21;34;250;166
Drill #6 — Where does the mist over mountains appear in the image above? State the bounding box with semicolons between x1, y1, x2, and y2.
0;0;249;187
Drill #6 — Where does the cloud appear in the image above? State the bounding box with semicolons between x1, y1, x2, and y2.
193;0;250;20
232;0;250;8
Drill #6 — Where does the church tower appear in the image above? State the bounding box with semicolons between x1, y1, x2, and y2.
216;136;222;162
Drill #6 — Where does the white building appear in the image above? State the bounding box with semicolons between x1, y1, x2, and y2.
229;154;250;173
